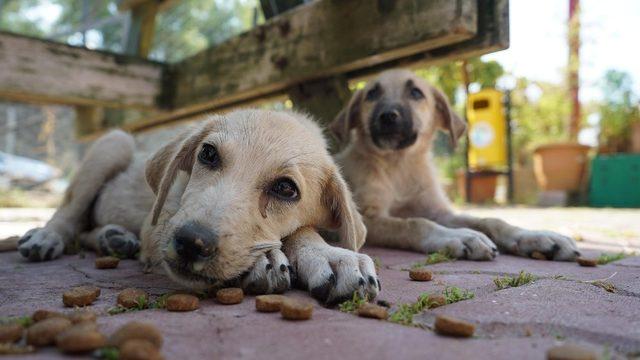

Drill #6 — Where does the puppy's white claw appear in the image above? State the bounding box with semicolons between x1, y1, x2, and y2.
241;249;291;294
18;228;65;262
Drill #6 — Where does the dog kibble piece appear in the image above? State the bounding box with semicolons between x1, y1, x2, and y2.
117;288;149;308
120;339;164;360
26;317;72;346
577;257;598;267
547;343;598;360
531;251;548;260
281;299;313;320
56;326;106;353
166;294;199;312
95;256;120;269
434;315;475;338
426;294;447;308
32;309;65;322
216;288;244;305
357;303;388;320
409;268;433;281
67;310;97;324
0;323;23;343
108;322;163;349
63;286;101;307
255;295;286;312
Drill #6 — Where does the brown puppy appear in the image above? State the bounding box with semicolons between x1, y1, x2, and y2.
330;69;580;261
18;109;379;304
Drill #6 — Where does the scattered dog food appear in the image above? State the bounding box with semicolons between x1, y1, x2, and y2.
32;309;65;322
55;325;106;353
216;288;244;305
281;298;313;320
26;317;72;346
95;256;120;269
357;303;388;320
531;251;547;260
255;295;286;312
409;268;433;281
166;294;199;312
67;310;97;324
434;315;475;338
577;257;598;267
117;288;149;309
0;323;23;343
108;322;163;349
63;286;101;307
547;343;598;360
120;339;163;360
425;294;447;308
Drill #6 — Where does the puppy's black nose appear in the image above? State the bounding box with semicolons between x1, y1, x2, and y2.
174;222;217;262
379;110;400;129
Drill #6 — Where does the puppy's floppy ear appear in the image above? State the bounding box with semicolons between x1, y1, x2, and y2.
329;89;363;146
320;167;367;251
145;122;214;225
433;87;467;148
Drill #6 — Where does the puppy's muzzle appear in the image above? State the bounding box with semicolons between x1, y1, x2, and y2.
174;222;218;263
370;104;417;150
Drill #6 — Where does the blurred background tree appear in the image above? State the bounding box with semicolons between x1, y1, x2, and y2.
597;69;640;153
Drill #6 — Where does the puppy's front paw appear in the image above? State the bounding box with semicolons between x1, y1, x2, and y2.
97;224;139;258
508;230;580;261
424;227;498;261
18;228;65;261
292;245;380;306
240;249;291;294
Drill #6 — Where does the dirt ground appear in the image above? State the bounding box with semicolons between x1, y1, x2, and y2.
1;206;639;359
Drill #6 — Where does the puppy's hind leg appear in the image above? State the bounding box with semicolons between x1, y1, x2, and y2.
18;130;135;261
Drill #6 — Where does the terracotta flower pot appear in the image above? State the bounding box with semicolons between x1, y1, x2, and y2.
456;170;498;203
533;143;590;191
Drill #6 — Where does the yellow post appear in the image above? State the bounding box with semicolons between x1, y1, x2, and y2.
466;88;507;170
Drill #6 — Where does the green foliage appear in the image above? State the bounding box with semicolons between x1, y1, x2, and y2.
598;70;640;152
338;292;368;313
389;288;474;326
0;316;33;327
95;346;119;360
493;271;536;290
150;293;170;309
442;286;475;303
107;295;151;315
411;250;455;268
597;252;626;265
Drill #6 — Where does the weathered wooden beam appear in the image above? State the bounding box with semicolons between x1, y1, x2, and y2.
0;31;165;109
74;105;104;137
170;0;478;113
119;0;509;134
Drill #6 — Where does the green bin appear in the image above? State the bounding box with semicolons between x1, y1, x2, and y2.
589;154;640;208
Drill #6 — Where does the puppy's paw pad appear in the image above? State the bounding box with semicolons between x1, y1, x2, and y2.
512;230;579;261
97;225;139;258
18;228;64;261
241;249;291;295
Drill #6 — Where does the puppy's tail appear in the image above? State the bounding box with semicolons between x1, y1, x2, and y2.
0;236;19;252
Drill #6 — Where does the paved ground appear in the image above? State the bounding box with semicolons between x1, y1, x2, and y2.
1;207;639;359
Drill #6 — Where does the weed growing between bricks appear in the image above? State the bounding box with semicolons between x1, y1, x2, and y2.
411;250;455;268
493;271;536;290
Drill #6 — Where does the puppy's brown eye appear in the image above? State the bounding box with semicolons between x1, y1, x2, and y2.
198;143;220;169
268;178;299;201
410;87;425;100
